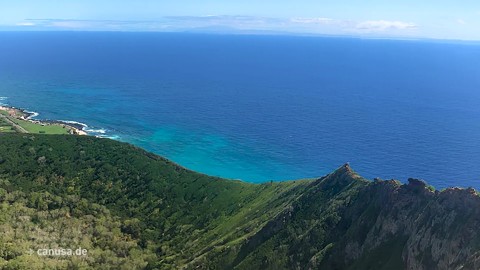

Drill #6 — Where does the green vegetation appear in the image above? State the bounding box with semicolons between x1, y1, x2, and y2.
0;134;479;269
0;118;15;133
0;134;310;269
0;187;155;269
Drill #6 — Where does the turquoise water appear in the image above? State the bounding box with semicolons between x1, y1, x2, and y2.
1;32;480;188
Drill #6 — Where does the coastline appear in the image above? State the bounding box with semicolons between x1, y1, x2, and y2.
0;105;88;135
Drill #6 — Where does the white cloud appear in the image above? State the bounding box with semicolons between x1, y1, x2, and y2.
356;20;416;32
8;17;420;38
50;21;90;29
16;22;35;26
290;17;335;24
17;19;163;31
457;19;467;25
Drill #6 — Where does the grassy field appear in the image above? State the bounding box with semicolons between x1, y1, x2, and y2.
0;115;16;133
0;126;16;133
0;118;15;133
10;118;70;134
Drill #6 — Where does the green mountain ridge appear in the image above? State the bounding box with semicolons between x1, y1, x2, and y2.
0;134;479;269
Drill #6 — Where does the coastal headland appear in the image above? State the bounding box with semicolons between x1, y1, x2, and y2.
0;105;87;135
0;134;479;269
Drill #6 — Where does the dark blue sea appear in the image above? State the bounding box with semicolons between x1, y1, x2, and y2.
1;32;480;189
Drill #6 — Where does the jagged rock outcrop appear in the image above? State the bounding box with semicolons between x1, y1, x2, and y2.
224;166;480;270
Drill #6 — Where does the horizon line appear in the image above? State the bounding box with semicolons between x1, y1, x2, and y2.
1;29;480;44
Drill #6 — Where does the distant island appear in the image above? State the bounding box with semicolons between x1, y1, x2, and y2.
0;105;87;135
0;133;479;269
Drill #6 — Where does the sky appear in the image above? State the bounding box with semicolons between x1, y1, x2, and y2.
1;0;480;40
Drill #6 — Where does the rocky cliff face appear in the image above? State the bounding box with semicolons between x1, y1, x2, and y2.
326;178;480;270
217;165;480;270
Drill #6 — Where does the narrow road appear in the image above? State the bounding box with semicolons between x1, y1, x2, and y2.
0;113;28;133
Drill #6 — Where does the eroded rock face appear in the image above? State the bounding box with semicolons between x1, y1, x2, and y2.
355;184;479;269
322;178;480;270
227;167;480;270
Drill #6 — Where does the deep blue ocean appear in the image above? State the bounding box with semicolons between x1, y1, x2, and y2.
1;32;479;189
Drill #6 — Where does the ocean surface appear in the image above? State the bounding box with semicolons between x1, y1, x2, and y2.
1;32;480;189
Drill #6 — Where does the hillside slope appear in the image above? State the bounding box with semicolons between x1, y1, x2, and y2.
0;134;479;269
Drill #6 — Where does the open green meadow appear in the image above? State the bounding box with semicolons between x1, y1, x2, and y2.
10;118;70;134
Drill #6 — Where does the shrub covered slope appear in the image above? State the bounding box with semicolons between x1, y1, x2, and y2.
0;134;479;269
